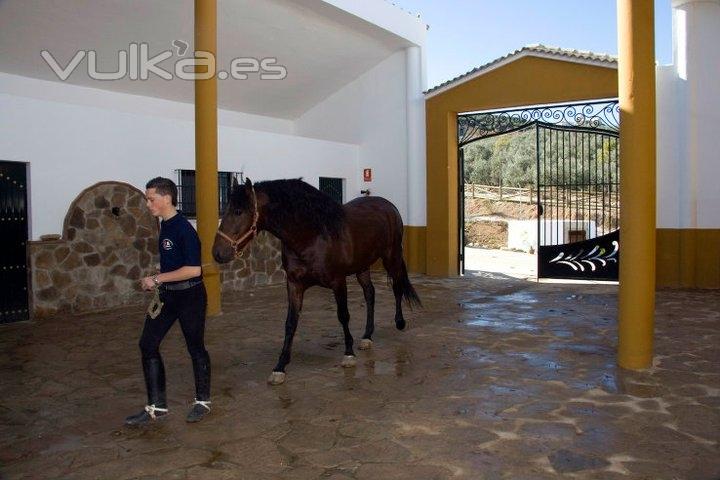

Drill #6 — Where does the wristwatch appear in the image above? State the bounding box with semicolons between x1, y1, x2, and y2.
152;275;161;286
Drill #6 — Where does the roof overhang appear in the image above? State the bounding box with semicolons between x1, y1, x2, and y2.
425;45;618;100
0;0;426;119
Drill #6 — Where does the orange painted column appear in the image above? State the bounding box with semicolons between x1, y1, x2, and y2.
617;0;657;369
195;0;221;316
425;107;459;276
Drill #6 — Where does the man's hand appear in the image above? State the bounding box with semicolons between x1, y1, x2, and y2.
141;276;156;291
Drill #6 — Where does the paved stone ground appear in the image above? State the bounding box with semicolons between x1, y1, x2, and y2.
1;275;719;479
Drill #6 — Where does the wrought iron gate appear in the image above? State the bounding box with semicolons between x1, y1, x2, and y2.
0;161;29;323
536;124;619;280
458;100;620;280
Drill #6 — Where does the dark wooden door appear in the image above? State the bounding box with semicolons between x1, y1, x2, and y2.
0;161;30;323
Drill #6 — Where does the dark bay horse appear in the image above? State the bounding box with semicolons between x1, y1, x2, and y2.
212;178;420;385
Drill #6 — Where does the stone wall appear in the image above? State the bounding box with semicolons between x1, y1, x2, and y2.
218;231;285;292
29;182;159;317
29;181;285;317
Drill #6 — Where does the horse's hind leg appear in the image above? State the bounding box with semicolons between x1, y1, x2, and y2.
269;281;304;385
382;254;406;331
356;270;375;350
333;279;356;367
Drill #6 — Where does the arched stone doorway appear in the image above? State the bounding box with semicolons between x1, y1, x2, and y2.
30;181;158;316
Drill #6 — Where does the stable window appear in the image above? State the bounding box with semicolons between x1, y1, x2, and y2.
319;177;344;204
176;170;238;218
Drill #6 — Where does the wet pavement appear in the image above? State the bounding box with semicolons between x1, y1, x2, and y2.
1;274;719;479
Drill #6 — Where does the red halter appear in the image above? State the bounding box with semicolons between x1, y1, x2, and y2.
216;185;259;259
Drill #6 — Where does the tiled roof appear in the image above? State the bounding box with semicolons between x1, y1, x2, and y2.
425;44;618;96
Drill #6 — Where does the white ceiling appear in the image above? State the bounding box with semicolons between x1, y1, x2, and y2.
0;0;413;119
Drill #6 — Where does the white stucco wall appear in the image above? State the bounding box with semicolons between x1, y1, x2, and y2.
506;220;599;253
294;50;415;224
0;74;359;239
656;63;682;228
658;0;720;229
405;45;428;227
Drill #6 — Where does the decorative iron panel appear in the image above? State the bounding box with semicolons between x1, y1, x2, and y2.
539;229;619;280
458;100;619;147
0;161;29;323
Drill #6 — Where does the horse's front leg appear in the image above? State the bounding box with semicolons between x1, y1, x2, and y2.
333;279;356;368
356;270;375;350
268;280;304;385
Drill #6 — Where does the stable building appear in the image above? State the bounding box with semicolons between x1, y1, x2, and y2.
0;0;428;320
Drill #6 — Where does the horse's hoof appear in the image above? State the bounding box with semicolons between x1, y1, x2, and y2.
395;318;406;331
267;371;286;385
359;339;373;350
341;355;357;368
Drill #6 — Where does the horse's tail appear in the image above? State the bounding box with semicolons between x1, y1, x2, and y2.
397;260;422;309
382;199;421;309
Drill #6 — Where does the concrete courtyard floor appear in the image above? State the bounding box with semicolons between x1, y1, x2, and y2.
1;274;719;480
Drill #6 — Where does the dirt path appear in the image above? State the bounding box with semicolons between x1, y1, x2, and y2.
464;246;536;280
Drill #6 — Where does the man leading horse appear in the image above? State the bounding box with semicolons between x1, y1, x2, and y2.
125;177;212;426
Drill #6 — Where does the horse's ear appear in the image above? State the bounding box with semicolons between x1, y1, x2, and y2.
232;176;239;190
244;177;252;188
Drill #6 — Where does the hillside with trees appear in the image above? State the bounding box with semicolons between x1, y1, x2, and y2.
462;125;620;248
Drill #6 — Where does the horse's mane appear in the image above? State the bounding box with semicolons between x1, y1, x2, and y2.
238;179;345;238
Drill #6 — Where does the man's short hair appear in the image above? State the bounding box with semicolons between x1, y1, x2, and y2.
146;177;178;206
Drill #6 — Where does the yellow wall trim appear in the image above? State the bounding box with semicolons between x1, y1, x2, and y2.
657;229;720;289
370;226;427;273
404;226;427;274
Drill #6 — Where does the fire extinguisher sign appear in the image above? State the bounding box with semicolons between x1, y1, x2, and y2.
363;168;372;182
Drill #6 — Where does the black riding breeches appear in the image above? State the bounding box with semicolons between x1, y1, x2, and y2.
139;283;209;362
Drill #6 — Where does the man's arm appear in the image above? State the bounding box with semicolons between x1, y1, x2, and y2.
141;266;201;290
155;266;201;283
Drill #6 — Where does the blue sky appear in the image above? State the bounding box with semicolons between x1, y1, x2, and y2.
393;0;673;89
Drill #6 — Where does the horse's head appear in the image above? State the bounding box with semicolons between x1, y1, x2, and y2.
212;177;259;264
